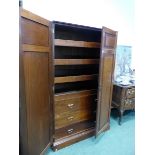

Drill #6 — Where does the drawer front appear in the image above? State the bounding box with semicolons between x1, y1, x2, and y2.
126;88;135;98
55;94;97;114
124;98;135;109
54;120;95;139
55;110;96;129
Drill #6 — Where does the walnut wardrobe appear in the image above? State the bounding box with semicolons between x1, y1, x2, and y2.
19;9;118;155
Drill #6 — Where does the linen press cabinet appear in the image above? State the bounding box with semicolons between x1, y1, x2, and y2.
20;9;118;154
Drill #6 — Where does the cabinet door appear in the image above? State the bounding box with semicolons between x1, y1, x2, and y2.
20;9;52;155
95;27;117;137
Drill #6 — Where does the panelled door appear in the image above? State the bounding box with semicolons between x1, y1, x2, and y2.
20;8;52;155
96;27;117;137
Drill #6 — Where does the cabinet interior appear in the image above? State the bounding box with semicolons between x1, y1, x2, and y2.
54;22;101;96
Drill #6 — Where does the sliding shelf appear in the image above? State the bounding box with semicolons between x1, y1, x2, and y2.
55;39;100;48
54;89;97;101
54;59;99;65
55;74;98;84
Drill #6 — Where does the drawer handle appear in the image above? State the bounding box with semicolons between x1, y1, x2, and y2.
67;103;74;108
128;89;135;95
67;128;74;134
67;116;74;120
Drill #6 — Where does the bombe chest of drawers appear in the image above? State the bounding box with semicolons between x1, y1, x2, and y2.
112;83;135;125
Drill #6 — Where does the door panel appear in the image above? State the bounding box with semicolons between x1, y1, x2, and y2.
20;9;51;155
23;52;50;155
96;27;117;137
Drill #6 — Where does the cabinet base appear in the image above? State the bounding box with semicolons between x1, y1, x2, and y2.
52;128;95;151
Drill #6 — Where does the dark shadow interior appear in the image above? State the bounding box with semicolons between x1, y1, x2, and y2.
54;22;101;42
55;80;98;94
55;65;99;77
55;46;100;59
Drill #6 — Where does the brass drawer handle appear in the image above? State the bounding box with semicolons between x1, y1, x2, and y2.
67;128;74;134
67;103;74;108
127;89;135;95
67;116;74;120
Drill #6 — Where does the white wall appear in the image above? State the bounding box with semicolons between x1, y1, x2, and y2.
23;0;134;46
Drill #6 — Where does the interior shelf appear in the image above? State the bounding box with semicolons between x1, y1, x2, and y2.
55;39;100;48
55;89;97;101
54;74;98;84
54;59;99;65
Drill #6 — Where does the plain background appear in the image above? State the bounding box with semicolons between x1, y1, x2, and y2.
0;0;155;155
23;0;134;46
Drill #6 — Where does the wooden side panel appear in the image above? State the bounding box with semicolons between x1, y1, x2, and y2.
19;8;28;155
20;9;51;155
96;27;117;136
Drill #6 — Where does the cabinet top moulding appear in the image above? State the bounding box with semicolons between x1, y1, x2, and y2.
55;39;100;48
54;59;99;65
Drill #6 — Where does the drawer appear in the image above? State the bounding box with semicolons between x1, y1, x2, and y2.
54;120;95;139
55;94;97;114
124;98;135;110
55;109;96;129
126;88;135;98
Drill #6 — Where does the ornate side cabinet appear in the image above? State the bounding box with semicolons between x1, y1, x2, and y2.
112;83;135;125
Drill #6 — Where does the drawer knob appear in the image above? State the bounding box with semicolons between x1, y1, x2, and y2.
67;128;74;134
67;103;74;108
67;116;74;120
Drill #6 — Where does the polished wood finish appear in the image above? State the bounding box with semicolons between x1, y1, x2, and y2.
23;52;50;153
55;89;97;100
22;44;50;52
21;17;49;46
55;39;100;48
55;109;96;129
52;22;117;150
20;9;51;155
54;121;95;139
52;128;95;151
55;94;96;114
96;27;117;136
20;10;118;152
55;74;98;83
19;8;29;155
112;84;135;125
21;9;49;26
54;59;99;65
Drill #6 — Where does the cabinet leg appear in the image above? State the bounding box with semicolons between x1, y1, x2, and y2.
119;110;124;125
